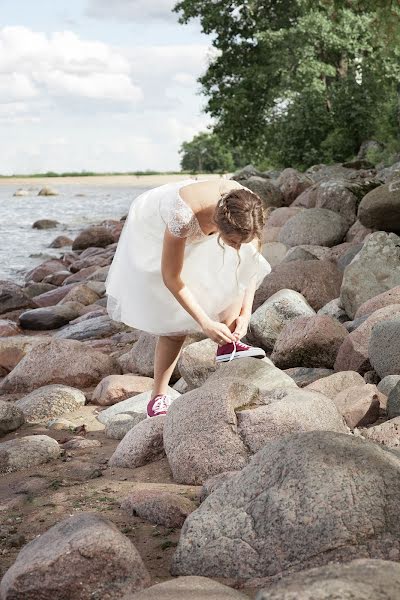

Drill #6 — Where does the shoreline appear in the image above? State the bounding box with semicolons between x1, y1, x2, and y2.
0;173;229;187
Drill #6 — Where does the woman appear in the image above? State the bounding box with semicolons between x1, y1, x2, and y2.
105;177;272;417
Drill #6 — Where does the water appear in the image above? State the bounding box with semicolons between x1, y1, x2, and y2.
0;183;151;284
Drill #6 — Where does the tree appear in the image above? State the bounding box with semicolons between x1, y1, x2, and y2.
173;0;400;169
179;132;235;173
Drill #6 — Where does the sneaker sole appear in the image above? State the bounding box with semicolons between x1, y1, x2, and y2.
216;349;266;362
146;412;168;419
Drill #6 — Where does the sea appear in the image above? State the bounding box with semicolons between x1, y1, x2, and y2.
0;183;150;284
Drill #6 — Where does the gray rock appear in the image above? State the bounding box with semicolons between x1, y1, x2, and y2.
109;415;166;468
171;431;400;581
314;179;359;228
15;384;86;424
359;417;400;448
0;280;33;315
277;208;348;247
270;315;348;369
340;231;400;319
18;304;82;330
0;512;150;599
54;314;127;341
164;359;298;484
0;435;60;473
387;381;400;418
317;297;349;322
105;413;146;439
0;338;120;393
378;374;400;396
0;400;25;435
358;182;400;232
237;390;347;453
121;489;196;528
38;186;58;196
241;176;284;208
125;576;248;599
32;219;59;229
248;289;315;350
282;367;334;387
255;559;400;600
306;371;365;398
177;338;218;388
369;315;400;378
200;472;239;503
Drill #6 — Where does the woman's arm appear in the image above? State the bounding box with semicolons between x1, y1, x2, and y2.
239;276;257;318
161;228;211;328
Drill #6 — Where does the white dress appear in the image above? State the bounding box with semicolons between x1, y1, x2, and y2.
105;178;272;336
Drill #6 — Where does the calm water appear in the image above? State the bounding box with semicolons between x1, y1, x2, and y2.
0;183;151;284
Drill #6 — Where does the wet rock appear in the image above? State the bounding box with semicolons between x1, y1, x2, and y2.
38;186;58;196
0;280;34;315
32;219;59;229
18;304;81;330
72;226;115;251
48;235;73;248
24;259;65;283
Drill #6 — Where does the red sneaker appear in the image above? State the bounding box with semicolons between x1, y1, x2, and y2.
216;339;266;363
147;394;173;418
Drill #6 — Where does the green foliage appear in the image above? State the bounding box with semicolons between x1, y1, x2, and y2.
179;131;236;173
174;0;400;170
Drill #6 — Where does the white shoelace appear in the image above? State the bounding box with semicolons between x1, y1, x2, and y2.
228;340;237;362
152;395;171;414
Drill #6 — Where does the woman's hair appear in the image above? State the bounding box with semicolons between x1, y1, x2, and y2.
212;186;270;286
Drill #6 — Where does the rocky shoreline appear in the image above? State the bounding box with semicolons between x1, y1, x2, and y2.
1;160;400;598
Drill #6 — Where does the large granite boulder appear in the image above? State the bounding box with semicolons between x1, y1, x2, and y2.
340;231;400;319
0;512;150;599
0;338;120;393
255;559;400;600
277;208;348;247
358;182;400;233
171;431;400;582
254;260;343;312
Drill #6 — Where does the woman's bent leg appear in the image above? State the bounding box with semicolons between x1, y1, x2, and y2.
151;334;186;400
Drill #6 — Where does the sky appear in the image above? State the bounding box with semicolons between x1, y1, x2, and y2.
0;0;215;174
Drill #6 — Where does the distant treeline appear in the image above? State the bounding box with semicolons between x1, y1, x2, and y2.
0;170;193;178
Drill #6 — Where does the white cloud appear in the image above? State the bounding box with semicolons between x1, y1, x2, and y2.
86;0;178;23
0;25;213;173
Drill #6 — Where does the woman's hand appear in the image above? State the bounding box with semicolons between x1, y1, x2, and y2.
201;319;235;345
232;314;250;341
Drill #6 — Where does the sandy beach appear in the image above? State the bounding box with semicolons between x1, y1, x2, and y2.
0;173;228;187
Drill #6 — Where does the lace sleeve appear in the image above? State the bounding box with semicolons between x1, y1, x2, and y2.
165;194;198;238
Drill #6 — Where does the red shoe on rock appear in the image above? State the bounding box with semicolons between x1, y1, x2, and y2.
146;394;173;418
216;339;266;363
